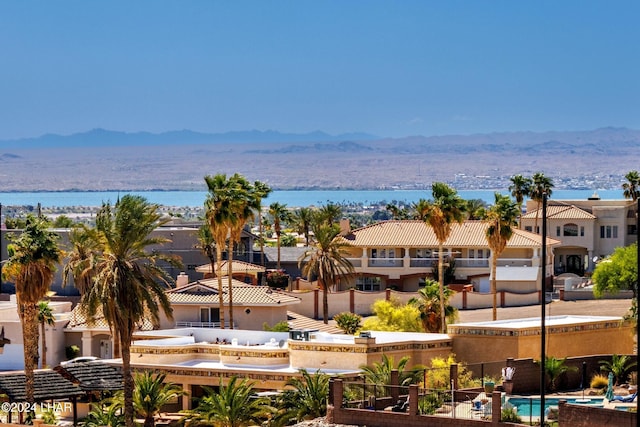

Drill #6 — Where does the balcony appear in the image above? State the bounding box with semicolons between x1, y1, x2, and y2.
367;258;403;268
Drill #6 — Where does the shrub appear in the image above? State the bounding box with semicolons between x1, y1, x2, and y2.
65;345;80;360
501;407;521;423
425;354;475;389
418;392;443;415
263;321;290;332
333;312;362;335
590;374;609;389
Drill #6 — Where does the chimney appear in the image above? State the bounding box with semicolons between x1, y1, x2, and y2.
339;218;351;235
176;272;189;288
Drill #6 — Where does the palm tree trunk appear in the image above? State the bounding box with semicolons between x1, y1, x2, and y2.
276;232;281;269
259;214;266;267
216;245;226;329
491;253;498;321
121;339;135;427
40;320;47;368
21;303;39;404
438;243;446;334
322;280;329;324
227;238;234;329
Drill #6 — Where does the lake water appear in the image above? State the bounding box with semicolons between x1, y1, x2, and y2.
0;189;625;208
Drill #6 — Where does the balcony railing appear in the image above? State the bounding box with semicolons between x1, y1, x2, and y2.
497;258;533;267
368;258;403;267
175;321;235;328
346;258;362;267
409;257;437;267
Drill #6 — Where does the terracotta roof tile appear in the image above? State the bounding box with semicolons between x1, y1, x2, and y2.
340;220;559;248
0;370;84;401
522;205;596;220
167;279;301;306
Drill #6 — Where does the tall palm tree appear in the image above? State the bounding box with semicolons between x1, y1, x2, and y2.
226;174;258;329
204;174;235;329
622;170;640;201
386;203;409;220
66;195;178;427
422;182;467;333
483;193;519;321
184;376;273;427
129;371;186;427
292;207;315;246
298;223;354;324
252;180;272;266
509;174;532;229
529;172;554;233
269;202;291;269
4;214;61;404
38;300;55;368
409;279;457;333
62;224;101;295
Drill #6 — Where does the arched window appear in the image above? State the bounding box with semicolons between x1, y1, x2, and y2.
563;223;579;237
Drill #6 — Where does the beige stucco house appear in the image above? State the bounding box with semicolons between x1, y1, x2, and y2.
522;197;638;276
337;220;559;294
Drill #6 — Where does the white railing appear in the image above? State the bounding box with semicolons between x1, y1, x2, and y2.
175;321;235;328
368;258;403;267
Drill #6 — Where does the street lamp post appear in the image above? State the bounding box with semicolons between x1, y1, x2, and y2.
540;193;547;423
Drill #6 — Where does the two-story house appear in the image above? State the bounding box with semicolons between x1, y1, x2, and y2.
521;197;638;276
337;219;558;294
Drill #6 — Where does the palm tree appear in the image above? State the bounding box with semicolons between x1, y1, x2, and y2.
84;398;125;427
204;174;235;329
509;174;532;229
66;195;179;427
37;300;55;368
196;222;216;280
130;371;186;427
599;354;637;385
292;207;315;246
422;182;467;333
269;202;291;269
622;170;640;201
409;279;457;333
281;369;329;422
185;376;273;427
483;193;519;321
386;203;409;220
224;174;257;329
252;180;272;266
412;199;430;220
537;356;577;391
298;223;354;324
359;354;424;386
529;172;554;233
62;224;101;295
316;203;342;226
465;199;487;220
4;214;61;404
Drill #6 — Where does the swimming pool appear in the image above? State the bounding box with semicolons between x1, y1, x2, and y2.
507;397;604;417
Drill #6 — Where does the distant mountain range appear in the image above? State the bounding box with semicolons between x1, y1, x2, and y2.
0;128;378;149
0;127;637;191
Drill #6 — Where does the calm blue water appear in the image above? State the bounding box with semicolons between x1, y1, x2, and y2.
0;189;625;208
508;397;604;417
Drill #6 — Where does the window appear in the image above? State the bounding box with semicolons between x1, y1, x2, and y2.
200;307;220;323
556;226;561;237
580;226;584;237
600;225;619;239
563;223;578;237
356;276;381;292
628;224;638;235
525;226;532;232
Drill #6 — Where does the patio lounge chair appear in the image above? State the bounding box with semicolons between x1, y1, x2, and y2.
611;392;637;403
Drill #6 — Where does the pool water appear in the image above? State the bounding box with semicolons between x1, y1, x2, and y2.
507;397;604;417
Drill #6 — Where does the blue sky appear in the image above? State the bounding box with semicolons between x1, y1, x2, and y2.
1;1;638;140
